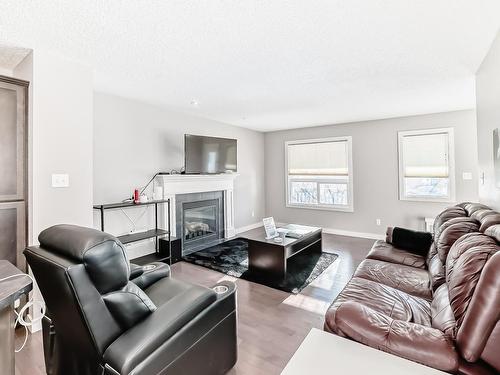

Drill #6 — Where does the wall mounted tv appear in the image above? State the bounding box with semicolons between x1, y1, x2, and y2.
184;134;237;174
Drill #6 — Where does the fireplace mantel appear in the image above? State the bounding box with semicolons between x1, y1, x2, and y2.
156;174;239;238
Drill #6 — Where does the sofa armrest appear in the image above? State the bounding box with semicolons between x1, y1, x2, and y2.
130;262;170;290
335;301;459;372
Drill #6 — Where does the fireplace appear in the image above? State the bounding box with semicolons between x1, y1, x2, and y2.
176;191;225;255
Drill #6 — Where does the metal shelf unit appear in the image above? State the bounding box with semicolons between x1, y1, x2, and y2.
93;199;171;265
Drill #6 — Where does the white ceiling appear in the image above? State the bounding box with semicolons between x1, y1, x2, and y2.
1;1;499;132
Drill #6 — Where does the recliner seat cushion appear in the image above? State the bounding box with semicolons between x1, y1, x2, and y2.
366;240;426;268
103;277;217;374
354;259;431;299
325;277;431;334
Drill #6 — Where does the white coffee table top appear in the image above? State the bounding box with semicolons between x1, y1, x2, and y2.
281;328;445;375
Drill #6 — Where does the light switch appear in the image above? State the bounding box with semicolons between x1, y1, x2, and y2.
52;174;69;188
462;172;473;181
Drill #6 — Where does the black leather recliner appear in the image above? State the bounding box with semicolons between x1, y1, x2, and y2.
24;224;238;375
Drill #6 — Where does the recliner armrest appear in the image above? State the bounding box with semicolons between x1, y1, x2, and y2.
335;301;459;372
130;262;170;290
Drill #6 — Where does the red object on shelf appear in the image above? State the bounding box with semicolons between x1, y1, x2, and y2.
134;189;139;203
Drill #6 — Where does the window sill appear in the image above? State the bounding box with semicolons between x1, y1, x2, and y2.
286;203;354;212
399;196;455;203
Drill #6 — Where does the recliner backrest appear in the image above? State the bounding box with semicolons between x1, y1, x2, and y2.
427;207;474;290
444;230;499;365
38;224;131;294
26;225;157;359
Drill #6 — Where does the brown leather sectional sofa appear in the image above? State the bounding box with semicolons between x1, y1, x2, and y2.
324;203;500;374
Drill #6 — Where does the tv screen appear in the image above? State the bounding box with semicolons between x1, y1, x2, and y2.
184;134;237;174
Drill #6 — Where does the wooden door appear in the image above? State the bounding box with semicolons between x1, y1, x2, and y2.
0;77;28;271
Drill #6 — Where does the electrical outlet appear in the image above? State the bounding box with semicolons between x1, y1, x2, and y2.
251;210;255;217
52;173;69;188
376;219;381;226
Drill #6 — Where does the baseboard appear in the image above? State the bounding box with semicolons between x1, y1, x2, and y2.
321;227;384;240
235;222;263;234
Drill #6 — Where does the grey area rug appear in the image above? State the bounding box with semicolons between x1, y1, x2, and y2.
182;238;338;293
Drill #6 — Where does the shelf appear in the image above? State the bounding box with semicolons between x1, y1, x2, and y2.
132;252;171;266
117;229;169;245
93;199;169;210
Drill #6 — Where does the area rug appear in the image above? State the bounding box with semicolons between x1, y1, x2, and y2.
182;238;338;293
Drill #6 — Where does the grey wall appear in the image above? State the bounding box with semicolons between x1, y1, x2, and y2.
14;50;94;244
93;92;265;233
476;30;500;210
265;110;479;237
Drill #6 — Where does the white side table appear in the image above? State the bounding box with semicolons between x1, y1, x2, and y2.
281;328;445;375
425;217;435;233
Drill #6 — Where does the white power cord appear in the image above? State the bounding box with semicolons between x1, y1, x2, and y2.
0;273;46;352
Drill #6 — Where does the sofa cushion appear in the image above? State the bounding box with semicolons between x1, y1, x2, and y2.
427;252;446;291
433;206;467;234
436;217;479;263
446;233;498;328
479;213;500;233
334;301;459;373
459;203;491;216
354;259;431;299
430;283;456;338
325;277;431;334
366;240;426;269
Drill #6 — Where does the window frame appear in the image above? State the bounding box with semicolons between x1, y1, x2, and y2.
285;136;354;212
398;127;456;203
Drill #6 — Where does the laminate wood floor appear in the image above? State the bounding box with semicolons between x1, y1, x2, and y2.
15;232;374;375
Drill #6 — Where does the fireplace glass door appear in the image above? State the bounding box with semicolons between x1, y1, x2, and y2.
183;199;219;252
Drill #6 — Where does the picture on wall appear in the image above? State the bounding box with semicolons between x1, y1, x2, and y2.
494;128;500;188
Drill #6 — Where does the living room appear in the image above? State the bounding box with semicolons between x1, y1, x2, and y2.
0;2;499;375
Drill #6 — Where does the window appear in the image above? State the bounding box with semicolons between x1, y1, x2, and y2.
286;137;353;211
398;128;455;202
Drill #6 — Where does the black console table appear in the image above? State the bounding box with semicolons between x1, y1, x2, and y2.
93;199;171;265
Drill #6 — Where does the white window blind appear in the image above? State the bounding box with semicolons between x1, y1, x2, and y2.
286;137;353;211
402;132;449;178
398;128;455;202
287;140;348;176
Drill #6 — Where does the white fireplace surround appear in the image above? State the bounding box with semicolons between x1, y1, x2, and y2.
156;174;239;239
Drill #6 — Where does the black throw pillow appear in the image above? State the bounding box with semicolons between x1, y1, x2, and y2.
386;226;433;256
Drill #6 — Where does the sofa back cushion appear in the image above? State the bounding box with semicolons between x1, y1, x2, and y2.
427;215;478;290
454;250;500;366
478;213;500;233
432;206;467;235
436;218;479;263
445;232;498;328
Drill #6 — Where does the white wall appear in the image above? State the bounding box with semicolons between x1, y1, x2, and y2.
476;30;500;210
14;49;93;243
93;93;265;240
265;110;479;237
0;67;12;76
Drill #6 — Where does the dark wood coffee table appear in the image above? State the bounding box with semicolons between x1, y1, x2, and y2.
240;224;322;279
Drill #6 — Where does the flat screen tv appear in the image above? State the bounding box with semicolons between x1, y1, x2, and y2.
184;134;237;174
